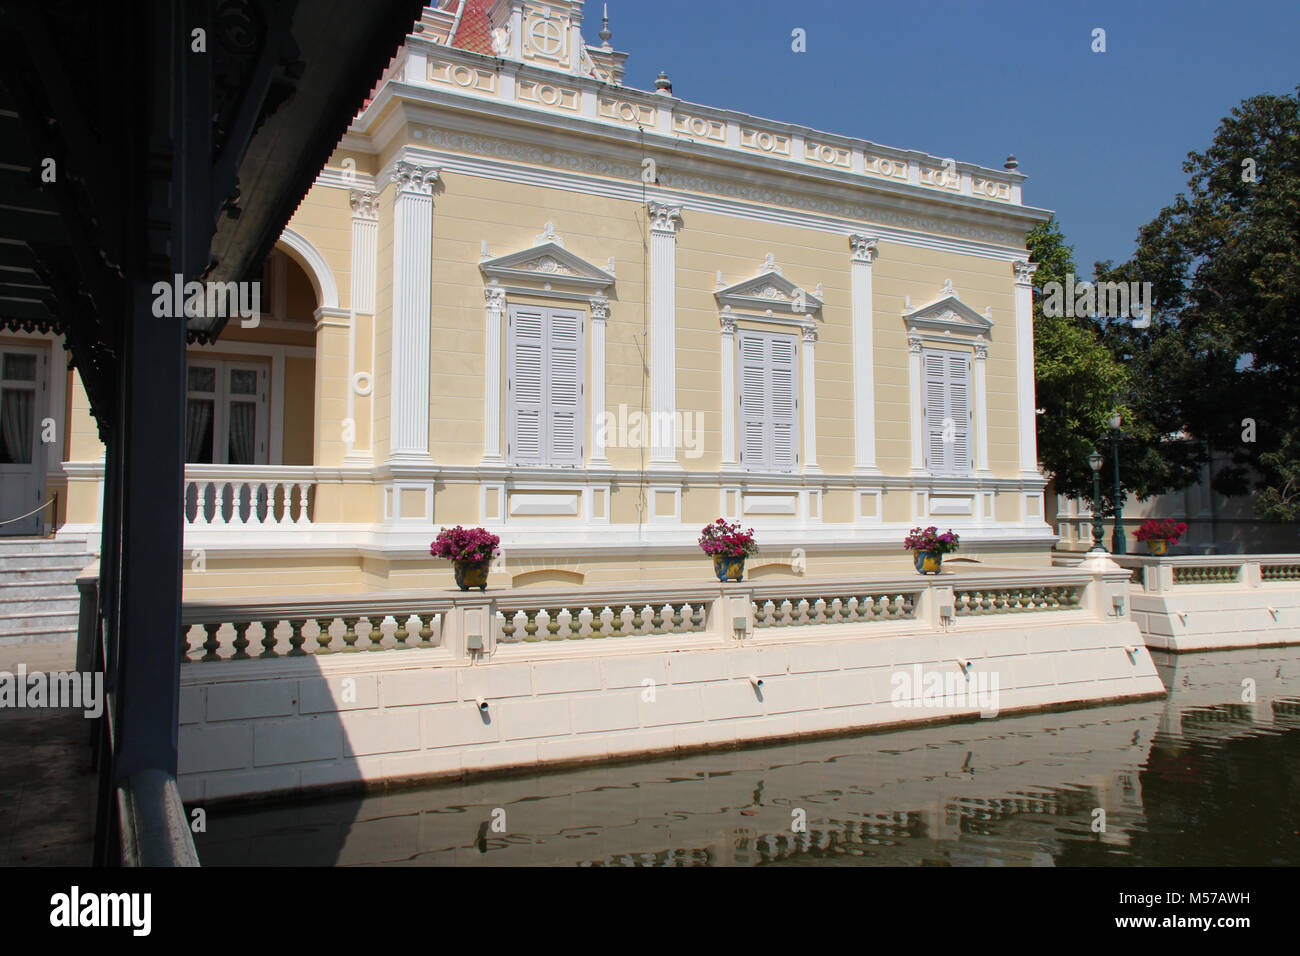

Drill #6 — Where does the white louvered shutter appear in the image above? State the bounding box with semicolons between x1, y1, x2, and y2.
923;350;948;474
946;352;972;474
738;331;768;468
547;310;583;465
769;334;798;472
508;308;546;464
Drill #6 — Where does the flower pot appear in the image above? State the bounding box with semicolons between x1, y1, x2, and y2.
453;558;490;591
913;550;943;574
713;554;745;582
1146;539;1170;556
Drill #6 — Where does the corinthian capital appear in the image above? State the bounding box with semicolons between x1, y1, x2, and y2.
648;201;683;235
849;234;879;263
349;190;378;221
392;161;439;197
1012;259;1039;286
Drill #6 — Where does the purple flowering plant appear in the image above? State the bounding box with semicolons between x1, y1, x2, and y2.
430;526;501;564
903;526;960;555
698;517;759;558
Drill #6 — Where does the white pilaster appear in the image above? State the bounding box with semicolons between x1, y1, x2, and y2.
388;161;439;465
589;295;610;467
347;190;378;463
720;314;737;469
648;201;682;467
973;343;992;476
908;335;925;474
482;287;506;463
801;324;820;474
849;234;879;474
1012;259;1040;476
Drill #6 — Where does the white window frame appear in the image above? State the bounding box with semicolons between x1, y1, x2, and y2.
185;357;270;464
921;347;974;478
505;305;585;468
736;327;800;474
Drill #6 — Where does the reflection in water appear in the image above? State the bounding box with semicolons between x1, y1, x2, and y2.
195;646;1300;866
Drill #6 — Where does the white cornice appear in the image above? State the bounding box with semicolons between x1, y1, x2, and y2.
384;36;1030;191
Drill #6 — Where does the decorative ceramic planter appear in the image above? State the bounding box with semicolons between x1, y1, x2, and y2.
713;554;746;582
453;558;490;591
1146;539;1170;556
913;550;943;574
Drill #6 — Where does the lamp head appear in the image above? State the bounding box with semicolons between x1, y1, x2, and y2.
1108;413;1122;431
1088;451;1103;473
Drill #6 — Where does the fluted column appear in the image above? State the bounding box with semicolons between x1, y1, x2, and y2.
720;314;737;469
589;295;610;467
388;161;438;464
346;190;378;463
648;202;682;467
849;234;880;474
482;287;505;463
973;343;992;475
908;335;925;474
801;324;820;474
1012;259;1039;476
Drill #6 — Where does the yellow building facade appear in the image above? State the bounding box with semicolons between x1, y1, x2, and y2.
8;0;1057;596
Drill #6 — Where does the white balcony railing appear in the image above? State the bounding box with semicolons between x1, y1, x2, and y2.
183;465;316;528
177;567;1107;664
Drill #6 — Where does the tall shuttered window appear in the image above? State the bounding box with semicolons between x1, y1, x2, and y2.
507;306;584;466
922;348;972;476
737;329;798;473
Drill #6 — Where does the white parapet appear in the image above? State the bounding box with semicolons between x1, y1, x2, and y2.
1102;554;1300;652
167;564;1166;802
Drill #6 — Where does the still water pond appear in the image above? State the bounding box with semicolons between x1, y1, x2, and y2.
196;647;1300;866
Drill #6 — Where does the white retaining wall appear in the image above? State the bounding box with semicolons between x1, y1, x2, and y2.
178;615;1164;803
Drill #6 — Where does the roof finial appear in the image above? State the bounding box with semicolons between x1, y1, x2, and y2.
1004;154;1019;170
654;70;672;95
600;3;612;47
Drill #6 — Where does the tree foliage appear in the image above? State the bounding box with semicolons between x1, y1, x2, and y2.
1095;86;1300;515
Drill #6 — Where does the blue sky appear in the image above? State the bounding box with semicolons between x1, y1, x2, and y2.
588;0;1299;275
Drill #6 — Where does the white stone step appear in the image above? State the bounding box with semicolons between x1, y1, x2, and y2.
0;566;89;586
0;538;89;556
0;610;80;636
0;630;77;645
0;596;81;616
0;552;93;572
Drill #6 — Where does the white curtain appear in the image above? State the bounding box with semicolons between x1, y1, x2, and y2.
227;401;256;465
185;399;214;463
0;388;33;465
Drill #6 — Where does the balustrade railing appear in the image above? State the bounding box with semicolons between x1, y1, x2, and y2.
183;466;316;527
173;567;1108;666
1109;554;1300;592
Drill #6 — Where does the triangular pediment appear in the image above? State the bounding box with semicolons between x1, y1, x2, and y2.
715;271;823;315
480;242;615;292
903;293;992;335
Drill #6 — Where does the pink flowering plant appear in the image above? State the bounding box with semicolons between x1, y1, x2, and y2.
698;518;759;558
903;526;960;555
1134;518;1188;544
430;526;501;564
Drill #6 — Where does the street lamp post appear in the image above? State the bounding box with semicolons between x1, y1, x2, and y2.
1088;450;1105;552
1109;413;1126;554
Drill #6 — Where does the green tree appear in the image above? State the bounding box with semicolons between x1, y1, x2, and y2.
1098;86;1300;515
1029;219;1135;509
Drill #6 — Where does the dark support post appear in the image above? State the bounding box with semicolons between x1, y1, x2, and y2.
111;278;187;783
1111;425;1126;554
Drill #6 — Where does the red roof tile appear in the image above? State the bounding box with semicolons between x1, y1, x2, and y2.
451;0;495;56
